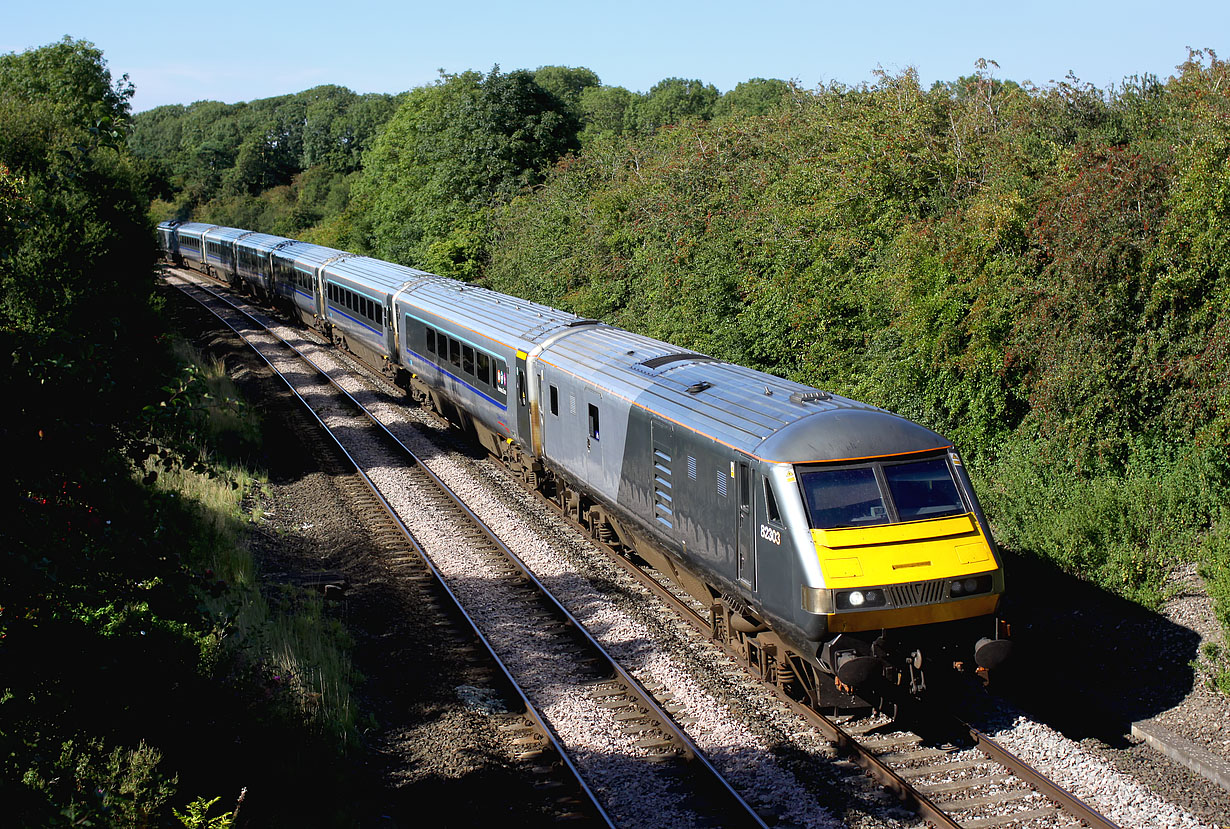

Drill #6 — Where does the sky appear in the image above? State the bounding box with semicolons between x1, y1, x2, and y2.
4;1;1228;112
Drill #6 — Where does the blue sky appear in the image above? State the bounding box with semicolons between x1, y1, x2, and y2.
5;1;1227;112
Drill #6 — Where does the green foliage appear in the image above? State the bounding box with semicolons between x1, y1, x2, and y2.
20;738;177;827
174;796;236;829
636;77;720;132
3;38;364;822
532;65;601;120
0;37;154;332
1201;524;1230;694
578;84;636;142
345;66;580;273
718;78;793;117
131;84;397;222
487;58;1230;620
977;444;1225;607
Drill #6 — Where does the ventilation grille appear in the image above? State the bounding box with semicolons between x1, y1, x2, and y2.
687;456;698;480
653;447;673;528
886;579;947;608
716;470;728;498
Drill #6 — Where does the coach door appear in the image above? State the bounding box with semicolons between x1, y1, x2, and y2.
736;460;756;589
514;351;532;444
583;388;604;487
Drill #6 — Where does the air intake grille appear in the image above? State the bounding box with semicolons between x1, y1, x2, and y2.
886;579;947;607
653;447;673;529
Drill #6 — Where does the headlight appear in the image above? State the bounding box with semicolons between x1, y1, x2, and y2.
836;589;887;610
950;575;992;598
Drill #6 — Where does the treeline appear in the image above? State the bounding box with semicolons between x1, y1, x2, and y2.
133;68;789;272
137;53;1230;687
3;39;360;824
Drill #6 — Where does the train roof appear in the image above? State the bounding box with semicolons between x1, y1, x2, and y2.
326;255;436;296
173;222;218;238
234;231;294;254
273;240;350;269
539;326;950;464
398;278;593;351
203;226;252;243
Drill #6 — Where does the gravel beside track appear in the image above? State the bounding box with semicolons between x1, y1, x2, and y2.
167;269;1230;828
164;282;575;827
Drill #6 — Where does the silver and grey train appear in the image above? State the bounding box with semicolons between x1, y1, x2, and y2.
159;220;1011;709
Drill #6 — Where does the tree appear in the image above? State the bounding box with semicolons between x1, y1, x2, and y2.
629;77;719;133
0;37;153;331
533;65;601;120
719;78;792;116
578;84;636;142
350;67;579;275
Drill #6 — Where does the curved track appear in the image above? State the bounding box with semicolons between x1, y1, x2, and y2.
538;493;1121;829
166;268;770;829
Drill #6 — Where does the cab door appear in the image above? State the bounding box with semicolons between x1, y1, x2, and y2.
736;460;756;589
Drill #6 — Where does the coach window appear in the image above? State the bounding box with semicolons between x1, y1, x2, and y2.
462;345;474;376
588;404;600;440
476;352;490;386
550;385;558;416
425;328;436;356
449;338;461;368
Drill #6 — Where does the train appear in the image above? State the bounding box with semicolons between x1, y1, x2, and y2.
158;219;1012;710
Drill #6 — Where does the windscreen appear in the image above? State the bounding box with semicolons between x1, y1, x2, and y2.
883;458;964;521
799;467;889;529
799;457;965;529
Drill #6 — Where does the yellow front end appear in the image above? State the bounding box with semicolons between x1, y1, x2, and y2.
814;513;1002;633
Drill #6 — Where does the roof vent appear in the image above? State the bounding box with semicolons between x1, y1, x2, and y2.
640;353;719;370
764;386;773;396
790;391;832;404
686;381;712;395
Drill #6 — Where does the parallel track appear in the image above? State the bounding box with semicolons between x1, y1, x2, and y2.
166;268;769;829
546;501;1121;829
169;265;1118;829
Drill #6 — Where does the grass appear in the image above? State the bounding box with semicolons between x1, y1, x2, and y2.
149;339;360;748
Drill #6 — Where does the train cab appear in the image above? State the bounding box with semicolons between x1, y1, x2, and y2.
755;409;1011;693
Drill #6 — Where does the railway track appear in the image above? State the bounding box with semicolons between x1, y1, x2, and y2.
536;494;1122;829
166;269;770;829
